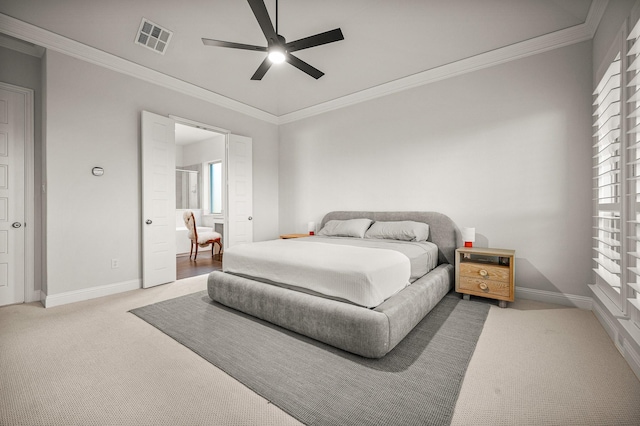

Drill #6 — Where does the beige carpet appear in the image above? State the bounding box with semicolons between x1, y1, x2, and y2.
1;275;640;425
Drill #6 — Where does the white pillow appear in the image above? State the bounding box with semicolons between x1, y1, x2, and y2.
364;221;430;242
317;219;373;238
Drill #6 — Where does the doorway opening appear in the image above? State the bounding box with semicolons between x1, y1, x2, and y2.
174;122;225;280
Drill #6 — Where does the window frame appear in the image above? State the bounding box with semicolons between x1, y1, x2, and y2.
206;160;223;216
593;15;640;334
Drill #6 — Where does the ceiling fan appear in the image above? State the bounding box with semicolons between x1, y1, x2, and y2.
202;0;344;80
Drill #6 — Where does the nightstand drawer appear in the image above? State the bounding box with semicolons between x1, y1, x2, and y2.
459;263;509;282
459;276;511;298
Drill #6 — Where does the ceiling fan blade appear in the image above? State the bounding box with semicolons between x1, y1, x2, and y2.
251;57;273;80
286;53;324;79
247;0;277;43
286;28;344;53
202;38;267;52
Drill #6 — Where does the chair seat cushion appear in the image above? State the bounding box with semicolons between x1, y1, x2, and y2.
197;231;222;246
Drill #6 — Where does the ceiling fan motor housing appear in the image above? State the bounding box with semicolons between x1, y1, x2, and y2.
201;0;344;80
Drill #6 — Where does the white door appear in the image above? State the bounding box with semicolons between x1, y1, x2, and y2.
227;135;253;248
0;86;25;306
141;111;176;288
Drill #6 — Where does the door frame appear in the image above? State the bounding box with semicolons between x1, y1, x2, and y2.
170;115;230;249
0;82;35;303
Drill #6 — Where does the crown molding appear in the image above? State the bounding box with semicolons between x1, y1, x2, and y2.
1;1;608;126
278;1;608;124
586;0;609;37
0;32;44;57
0;13;279;124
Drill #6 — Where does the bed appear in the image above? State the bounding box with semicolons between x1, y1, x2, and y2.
207;211;459;358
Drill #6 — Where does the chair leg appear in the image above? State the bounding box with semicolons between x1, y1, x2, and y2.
194;244;199;260
214;240;222;258
189;242;194;260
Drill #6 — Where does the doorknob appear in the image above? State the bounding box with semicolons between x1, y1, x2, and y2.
145;219;152;225
248;216;253;221
11;222;22;228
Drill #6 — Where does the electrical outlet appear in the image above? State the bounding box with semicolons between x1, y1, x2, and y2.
111;258;119;269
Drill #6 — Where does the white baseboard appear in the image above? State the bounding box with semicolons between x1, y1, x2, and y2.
619;328;640;381
43;279;141;308
590;286;640;381
590;296;624;351
515;286;593;310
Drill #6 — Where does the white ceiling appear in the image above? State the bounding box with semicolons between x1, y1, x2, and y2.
0;0;593;117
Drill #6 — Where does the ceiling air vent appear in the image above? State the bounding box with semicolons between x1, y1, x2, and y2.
135;18;172;55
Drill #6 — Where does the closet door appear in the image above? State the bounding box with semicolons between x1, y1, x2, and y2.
141;111;176;288
0;84;26;306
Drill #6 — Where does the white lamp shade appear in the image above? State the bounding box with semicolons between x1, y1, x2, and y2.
461;227;476;242
308;222;316;233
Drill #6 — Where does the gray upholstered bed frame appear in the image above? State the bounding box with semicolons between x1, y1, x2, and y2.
207;211;459;358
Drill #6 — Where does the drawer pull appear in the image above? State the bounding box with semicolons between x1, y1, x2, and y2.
479;269;488;277
479;283;488;291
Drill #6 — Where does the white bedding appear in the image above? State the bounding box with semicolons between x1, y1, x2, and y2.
294;236;438;282
223;238;415;308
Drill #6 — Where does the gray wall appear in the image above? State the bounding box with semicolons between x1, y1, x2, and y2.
279;41;593;298
0;44;43;294
43;49;279;296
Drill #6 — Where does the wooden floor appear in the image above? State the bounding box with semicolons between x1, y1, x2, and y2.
176;251;222;280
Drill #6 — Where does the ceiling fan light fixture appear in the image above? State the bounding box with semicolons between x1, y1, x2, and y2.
202;0;344;79
268;47;286;64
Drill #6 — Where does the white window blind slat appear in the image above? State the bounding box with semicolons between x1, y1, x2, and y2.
594;268;622;290
594;257;622;274
595;246;622;260
595;60;621;94
595;129;621;150
593;50;623;307
626;88;640;104
627;54;640;72
626;18;640;325
595;87;622;109
593;236;622;247
628;37;640;56
628;280;640;293
593;224;621;233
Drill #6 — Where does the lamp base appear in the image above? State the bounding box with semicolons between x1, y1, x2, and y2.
464;241;473;248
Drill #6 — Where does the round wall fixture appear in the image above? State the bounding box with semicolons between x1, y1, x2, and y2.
92;167;104;176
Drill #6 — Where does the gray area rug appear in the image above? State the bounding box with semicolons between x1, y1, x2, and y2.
130;291;490;426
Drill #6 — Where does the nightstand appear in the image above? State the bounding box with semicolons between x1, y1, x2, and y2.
455;247;515;308
279;233;310;239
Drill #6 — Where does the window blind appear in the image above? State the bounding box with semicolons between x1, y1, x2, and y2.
627;19;640;326
593;52;623;308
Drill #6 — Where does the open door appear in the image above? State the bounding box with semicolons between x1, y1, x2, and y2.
226;135;253;248
141;111;176;288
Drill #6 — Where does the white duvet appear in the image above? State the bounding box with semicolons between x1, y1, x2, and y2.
222;239;412;308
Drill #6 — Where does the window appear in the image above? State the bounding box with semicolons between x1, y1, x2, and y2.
209;161;222;215
593;52;622;309
593;16;640;333
626;18;640;327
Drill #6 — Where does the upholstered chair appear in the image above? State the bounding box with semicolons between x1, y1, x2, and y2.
183;211;223;260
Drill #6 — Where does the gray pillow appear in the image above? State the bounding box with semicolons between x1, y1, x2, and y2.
364;220;430;242
317;219;373;238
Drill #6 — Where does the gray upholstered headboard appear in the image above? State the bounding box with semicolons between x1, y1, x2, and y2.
321;211;459;266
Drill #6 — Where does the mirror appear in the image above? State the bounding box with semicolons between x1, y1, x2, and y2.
176;165;201;209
